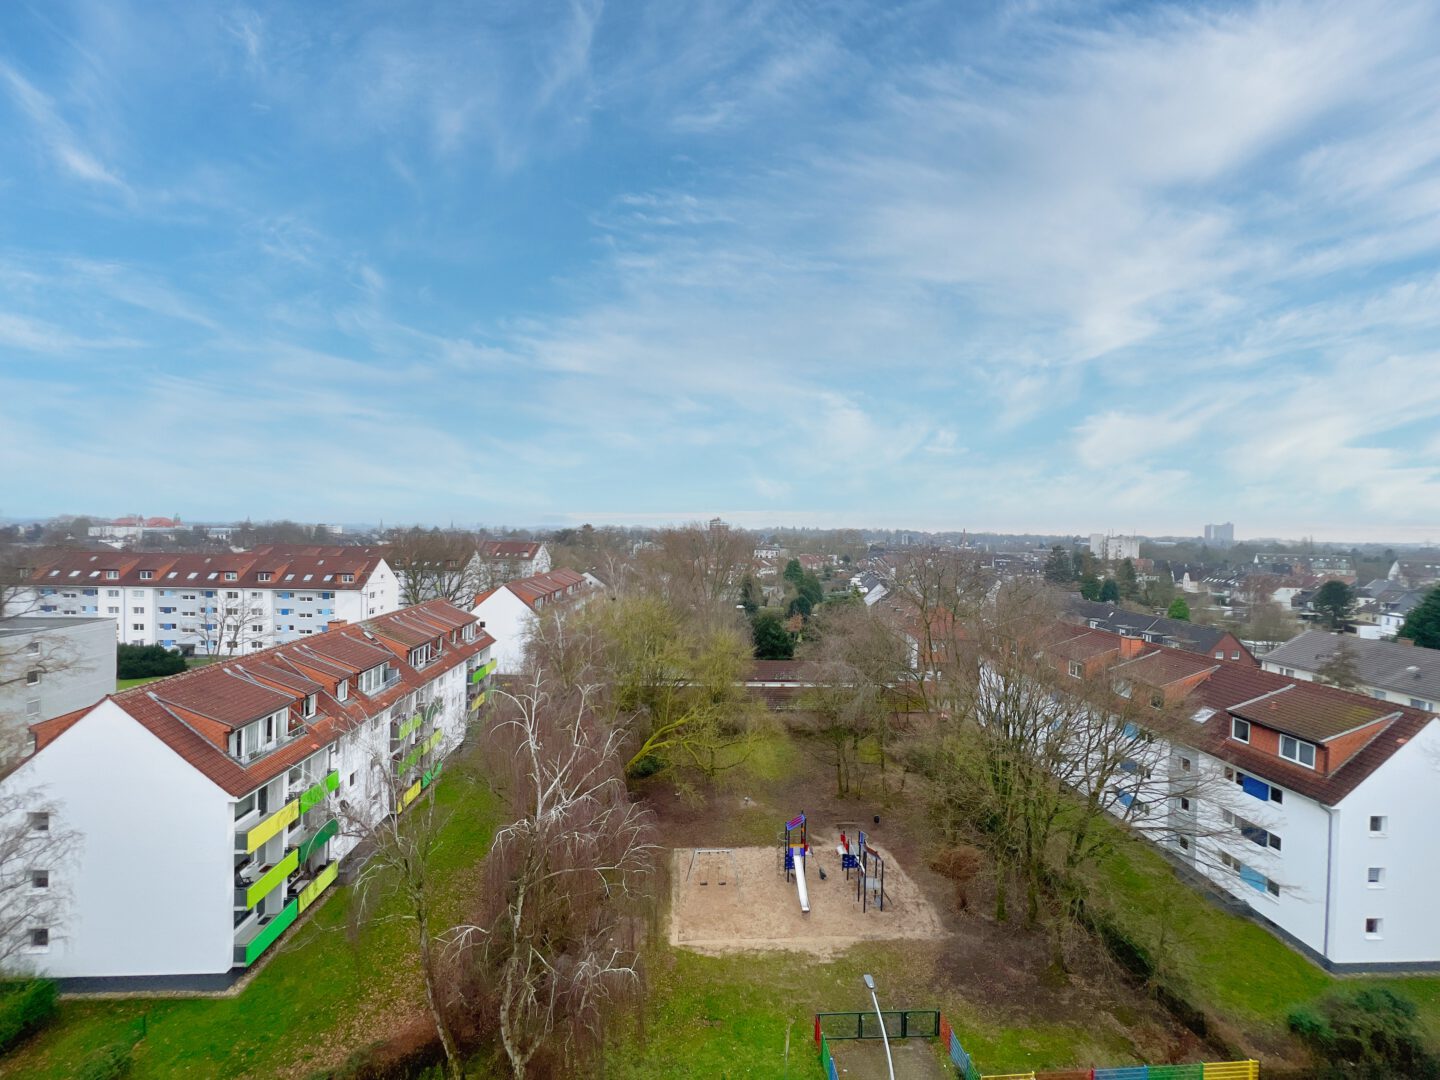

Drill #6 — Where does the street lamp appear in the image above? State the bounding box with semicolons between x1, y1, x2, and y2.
862;973;896;1080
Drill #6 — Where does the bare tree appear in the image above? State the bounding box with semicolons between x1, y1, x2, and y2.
386;528;484;607
454;675;656;1080
195;589;269;657
888;549;992;711
340;695;467;1079
0;769;79;976
636;523;752;611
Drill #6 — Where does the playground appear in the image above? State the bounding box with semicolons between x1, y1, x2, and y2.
669;818;947;957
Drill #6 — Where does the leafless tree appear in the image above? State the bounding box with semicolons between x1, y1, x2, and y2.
386;528;485;607
339;695;467;1079
194;589;269;657
0;767;79;976
636;523;752;611
452;674;656;1080
888;548;993;711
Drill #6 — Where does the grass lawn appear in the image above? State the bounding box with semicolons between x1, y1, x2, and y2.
114;676;163;691
1094;830;1440;1045
1;756;499;1080
115;656;236;693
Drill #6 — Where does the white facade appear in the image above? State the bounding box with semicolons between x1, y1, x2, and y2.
18;561;398;656
1089;534;1141;561
473;587;536;674
3;602;494;984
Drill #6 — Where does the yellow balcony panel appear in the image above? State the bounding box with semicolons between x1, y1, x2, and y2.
297;861;339;913
245;799;299;854
245;848;299;908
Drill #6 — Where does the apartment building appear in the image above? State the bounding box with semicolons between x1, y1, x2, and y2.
6;600;495;987
1038;625;1440;969
13;546;398;656
479;540;551;579
1261;630;1440;713
0;617;114;739
472;568;593;674
1066;598;1257;666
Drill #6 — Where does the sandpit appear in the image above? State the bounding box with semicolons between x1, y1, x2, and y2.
669;839;947;957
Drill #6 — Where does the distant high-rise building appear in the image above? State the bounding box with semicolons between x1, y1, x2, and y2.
1089;533;1139;561
1204;522;1235;546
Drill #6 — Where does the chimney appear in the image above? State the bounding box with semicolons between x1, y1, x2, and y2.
1119;636;1146;658
326;619;347;630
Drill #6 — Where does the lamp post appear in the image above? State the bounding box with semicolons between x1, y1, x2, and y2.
863;973;896;1080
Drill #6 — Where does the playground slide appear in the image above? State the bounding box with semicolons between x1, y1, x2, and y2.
794;849;811;914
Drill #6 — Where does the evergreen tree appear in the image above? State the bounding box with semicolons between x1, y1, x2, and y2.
752;609;794;660
1079;574;1102;601
1118;558;1140;600
1166;597;1190;621
1099;578;1120;603
738;575;761;617
1398;586;1440;649
782;559;804;586
1044;545;1073;584
1313;580;1355;630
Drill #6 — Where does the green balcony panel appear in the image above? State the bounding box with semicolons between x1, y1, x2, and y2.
298;771;340;814
469;668;484;685
244;800;299;854
297;817;339;863
245;848;299;909
243;898;299;966
297;861;339;913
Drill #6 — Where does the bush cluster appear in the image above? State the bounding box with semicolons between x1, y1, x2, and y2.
116;643;186;679
0;979;58;1053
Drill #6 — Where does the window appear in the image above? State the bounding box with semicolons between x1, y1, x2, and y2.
341;573;354;583
258;572;272;582
139;570;153;580
1365;918;1383;938
132;606;144;614
1179;756;1192;772
1270;786;1284;804
132;623;144;631
107;589;119;597
234;792;257;819
1410;698;1431;710
107;607;119;615
1279;666;1295;677
1215;651;1225;659
25;670;39;686
1231;652;1241;661
1067;660;1083;679
1367;867;1385;887
1231;717;1251;742
1371;689;1387;700
303;694;317;719
1369;816;1387;835
348;772;357;788
1279;735;1317;769
105;570;118;579
336;680;349;702
27;813;48;832
1179;797;1191;811
225;591;239;599
225;571;237;581
28;928;48;950
31;870;49;890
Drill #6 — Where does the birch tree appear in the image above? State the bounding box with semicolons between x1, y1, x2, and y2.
456;675;656;1080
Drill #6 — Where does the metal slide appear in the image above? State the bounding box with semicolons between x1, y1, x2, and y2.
794;848;811;913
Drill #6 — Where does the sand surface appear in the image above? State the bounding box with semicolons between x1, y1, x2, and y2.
669;842;947;957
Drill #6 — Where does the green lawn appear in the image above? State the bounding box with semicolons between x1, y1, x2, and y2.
1094;830;1440;1044
1;759;499;1080
114;676;163;692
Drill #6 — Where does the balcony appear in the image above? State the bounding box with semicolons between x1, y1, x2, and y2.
239;849;299;909
297;817;339;864
296;861;339;914
241;799;300;854
297;771;340;814
468;690;487;713
399;779;422;811
234;897;299;966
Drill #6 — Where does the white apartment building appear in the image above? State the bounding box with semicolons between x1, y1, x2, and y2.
1089;533;1141;561
5;600;495;987
0;617;115;742
478;541;551;579
12;546;399;657
472;568;592;674
1045;626;1440;970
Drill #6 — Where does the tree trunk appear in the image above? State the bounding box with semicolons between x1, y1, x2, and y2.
418;909;464;1079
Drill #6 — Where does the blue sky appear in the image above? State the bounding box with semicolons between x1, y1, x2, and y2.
2;0;1440;542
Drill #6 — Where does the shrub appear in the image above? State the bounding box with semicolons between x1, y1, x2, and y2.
116;644;186;679
77;1043;133;1080
0;979;58;1052
1289;987;1440;1079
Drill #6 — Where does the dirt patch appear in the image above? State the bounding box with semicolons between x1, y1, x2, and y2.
831;1037;953;1079
668;842;947;958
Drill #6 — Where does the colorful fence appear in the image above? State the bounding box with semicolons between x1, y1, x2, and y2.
935;1014;1258;1080
815;1031;839;1080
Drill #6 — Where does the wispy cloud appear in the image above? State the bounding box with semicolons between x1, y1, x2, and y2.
0;60;128;192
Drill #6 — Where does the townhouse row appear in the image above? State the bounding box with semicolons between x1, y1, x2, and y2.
11;546;400;656
9;599;495;987
1044;626;1440;970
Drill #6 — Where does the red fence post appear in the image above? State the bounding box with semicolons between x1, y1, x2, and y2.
814;1015;821;1046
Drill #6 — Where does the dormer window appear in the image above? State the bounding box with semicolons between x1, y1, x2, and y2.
341;574;354;583
225;572;237;581
105;570;118;579
336;679;349;702
1232;717;1251;743
1149;691;1165;710
302;694;317;719
1279;735;1316;769
139;571;153;580
258;572;272;582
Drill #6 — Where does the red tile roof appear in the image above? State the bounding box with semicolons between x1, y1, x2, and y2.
481;541;543;560
25;548;387;591
499;569;589;611
28;600;494;797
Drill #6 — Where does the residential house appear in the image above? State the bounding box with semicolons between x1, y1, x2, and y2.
471;569;594;674
4;600;495;986
1065;598;1257;666
1260;630;1440;713
480;541;551;580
